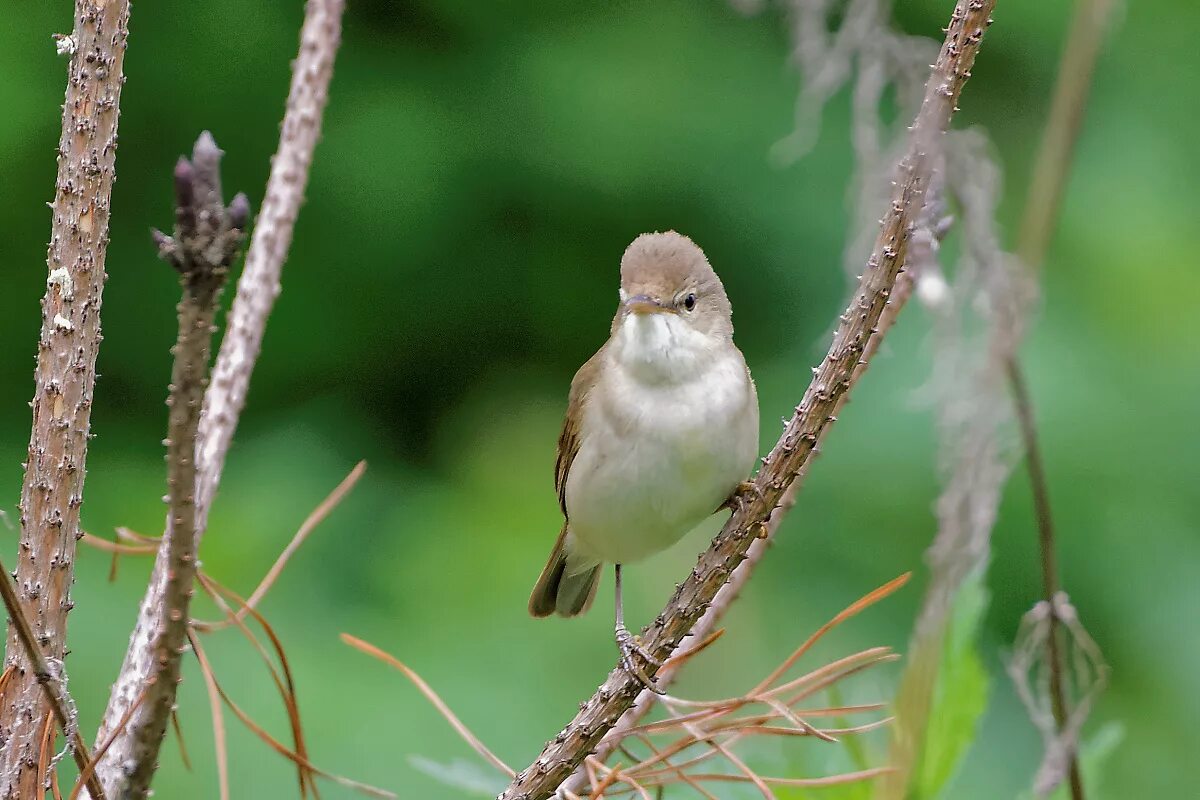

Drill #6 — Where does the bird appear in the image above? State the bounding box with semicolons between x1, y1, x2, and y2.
528;230;760;687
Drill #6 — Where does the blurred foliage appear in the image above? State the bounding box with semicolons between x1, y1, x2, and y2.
915;569;990;799
1;0;1197;797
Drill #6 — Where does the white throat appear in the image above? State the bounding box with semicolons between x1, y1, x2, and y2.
611;312;723;385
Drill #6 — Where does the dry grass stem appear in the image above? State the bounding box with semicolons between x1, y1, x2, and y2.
341;634;516;779
524;4;997;792
1005;2;1118;796
195;574;317;797
352;574;908;798
192;626;230;800
191;461;366;631
188;630;393;799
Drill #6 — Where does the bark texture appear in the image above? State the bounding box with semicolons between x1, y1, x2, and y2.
195;0;344;526
0;2;131;796
500;2;997;798
86;1;343;795
86;136;244;800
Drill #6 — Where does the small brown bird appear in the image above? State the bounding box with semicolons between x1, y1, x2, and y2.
529;231;760;686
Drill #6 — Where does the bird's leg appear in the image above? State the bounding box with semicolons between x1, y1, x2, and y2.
717;480;764;514
614;563;663;693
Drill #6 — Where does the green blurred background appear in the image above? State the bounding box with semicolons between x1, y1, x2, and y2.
2;1;1196;797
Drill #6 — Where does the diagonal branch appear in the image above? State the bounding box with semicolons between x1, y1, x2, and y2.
0;1;131;796
196;0;345;528
501;2;998;797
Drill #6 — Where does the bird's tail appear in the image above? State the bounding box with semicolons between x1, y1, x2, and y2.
528;526;601;618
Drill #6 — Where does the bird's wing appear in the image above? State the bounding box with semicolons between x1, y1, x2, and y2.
555;348;604;519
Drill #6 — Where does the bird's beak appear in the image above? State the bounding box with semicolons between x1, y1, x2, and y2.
624;295;676;316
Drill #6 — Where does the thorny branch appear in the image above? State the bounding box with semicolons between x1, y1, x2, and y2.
88;134;246;800
499;3;998;798
0;1;131;797
196;0;345;527
351;574;909;799
89;0;344;795
0;557;105;800
560;165;953;800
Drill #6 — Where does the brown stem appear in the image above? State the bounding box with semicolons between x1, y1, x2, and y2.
90;0;343;793
1009;2;1115;798
87;135;245;799
558;190;946;796
503;3;997;797
0;2;131;796
0;557;106;800
195;0;345;528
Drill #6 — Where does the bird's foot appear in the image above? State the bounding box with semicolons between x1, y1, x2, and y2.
718;480;763;514
615;624;664;694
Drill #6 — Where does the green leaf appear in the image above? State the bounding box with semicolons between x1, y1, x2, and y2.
914;568;991;799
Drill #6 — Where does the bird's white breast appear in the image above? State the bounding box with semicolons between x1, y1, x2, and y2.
564;313;759;567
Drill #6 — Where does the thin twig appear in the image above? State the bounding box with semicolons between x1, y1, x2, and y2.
191;461;366;631
88;132;246;800
188;631;394;799
0;1;131;793
561;94;945;800
341;634;516;779
379;577;899;797
1008;2;1116;797
91;0;344;792
193;627;230;800
503;4;997;797
0;557;106;800
196;0;345;527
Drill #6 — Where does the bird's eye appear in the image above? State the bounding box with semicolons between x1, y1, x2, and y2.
683;293;697;311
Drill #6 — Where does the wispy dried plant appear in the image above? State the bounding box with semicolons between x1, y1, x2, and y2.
346;574;911;799
878;126;1037;800
1008;594;1108;797
740;2;1113;797
78;462;383;798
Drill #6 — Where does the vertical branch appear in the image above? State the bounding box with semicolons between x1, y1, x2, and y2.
503;2;997;797
89;1;344;794
86;135;246;800
0;2;131;797
1008;2;1116;797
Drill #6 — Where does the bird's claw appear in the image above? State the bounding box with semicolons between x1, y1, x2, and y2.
616;624;663;694
719;480;763;514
